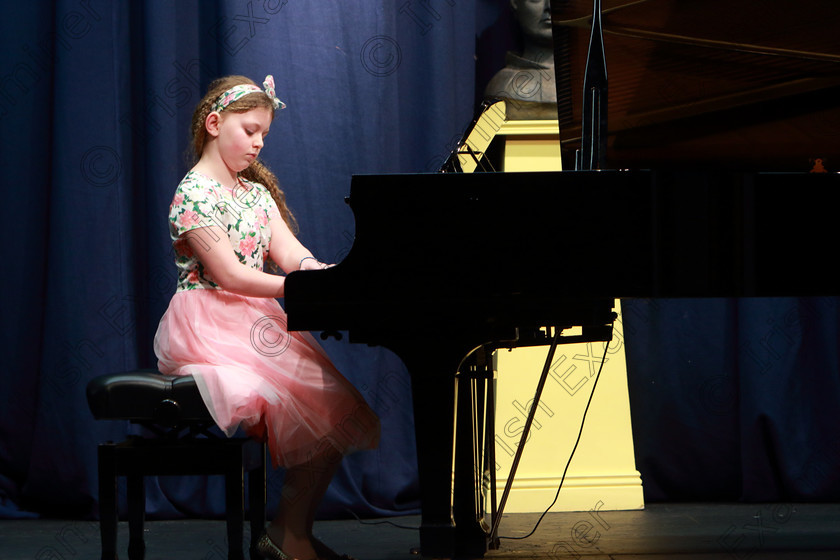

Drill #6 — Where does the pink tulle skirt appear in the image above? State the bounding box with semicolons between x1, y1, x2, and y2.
153;288;380;468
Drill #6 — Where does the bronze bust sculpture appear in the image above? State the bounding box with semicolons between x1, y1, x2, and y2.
484;0;557;120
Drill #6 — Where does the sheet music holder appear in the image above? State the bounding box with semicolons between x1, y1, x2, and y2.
440;99;507;173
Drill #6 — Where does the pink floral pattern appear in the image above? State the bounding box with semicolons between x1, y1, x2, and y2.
168;171;282;291
239;235;257;257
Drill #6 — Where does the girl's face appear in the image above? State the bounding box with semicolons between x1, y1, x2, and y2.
213;106;273;173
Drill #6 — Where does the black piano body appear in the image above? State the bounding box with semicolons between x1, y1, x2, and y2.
285;169;840;558
286;0;840;557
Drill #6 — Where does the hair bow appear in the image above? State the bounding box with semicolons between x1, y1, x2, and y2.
262;75;286;110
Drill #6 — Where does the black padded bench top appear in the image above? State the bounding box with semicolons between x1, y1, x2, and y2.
87;370;265;559
86;369;213;425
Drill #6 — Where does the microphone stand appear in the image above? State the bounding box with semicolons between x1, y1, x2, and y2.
578;0;608;170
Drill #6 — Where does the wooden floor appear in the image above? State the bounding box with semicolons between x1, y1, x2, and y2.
2;503;839;559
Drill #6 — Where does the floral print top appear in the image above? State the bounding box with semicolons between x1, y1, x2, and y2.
168;171;281;291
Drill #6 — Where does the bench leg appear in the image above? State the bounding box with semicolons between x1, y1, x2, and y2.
98;444;119;560
226;458;246;560
248;444;267;560
127;474;146;560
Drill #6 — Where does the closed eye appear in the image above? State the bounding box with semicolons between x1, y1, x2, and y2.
244;127;269;138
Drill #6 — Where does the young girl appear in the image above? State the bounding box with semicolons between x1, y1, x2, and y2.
154;75;380;560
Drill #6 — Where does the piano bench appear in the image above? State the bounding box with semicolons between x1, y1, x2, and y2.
86;369;266;560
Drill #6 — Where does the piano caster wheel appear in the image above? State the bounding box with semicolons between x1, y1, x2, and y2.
408;547;421;556
320;330;343;341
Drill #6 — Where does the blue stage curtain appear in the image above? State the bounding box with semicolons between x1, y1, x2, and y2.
623;297;840;502
2;0;839;523
0;0;491;520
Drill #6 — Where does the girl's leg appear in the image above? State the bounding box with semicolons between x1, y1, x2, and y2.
265;441;342;560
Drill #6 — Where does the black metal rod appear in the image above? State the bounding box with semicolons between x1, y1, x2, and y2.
580;0;608;170
489;328;562;542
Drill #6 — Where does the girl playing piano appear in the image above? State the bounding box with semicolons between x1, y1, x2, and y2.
154;74;379;560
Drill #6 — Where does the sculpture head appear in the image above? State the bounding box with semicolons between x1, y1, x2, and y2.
511;0;553;47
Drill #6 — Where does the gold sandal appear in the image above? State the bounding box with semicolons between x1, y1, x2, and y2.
256;532;299;560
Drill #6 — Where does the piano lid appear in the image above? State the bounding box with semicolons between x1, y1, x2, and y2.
550;0;840;171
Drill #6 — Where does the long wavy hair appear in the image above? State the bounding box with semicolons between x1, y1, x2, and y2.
190;75;298;233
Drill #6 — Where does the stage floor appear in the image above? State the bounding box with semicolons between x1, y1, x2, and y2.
2;503;839;559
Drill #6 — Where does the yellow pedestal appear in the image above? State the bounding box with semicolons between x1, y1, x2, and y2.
492;120;644;513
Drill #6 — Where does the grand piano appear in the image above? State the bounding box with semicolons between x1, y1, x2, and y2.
285;1;840;558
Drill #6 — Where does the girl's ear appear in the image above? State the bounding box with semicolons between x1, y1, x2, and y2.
205;111;222;137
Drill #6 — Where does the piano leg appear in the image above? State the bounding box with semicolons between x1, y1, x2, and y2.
404;345;496;559
407;352;459;558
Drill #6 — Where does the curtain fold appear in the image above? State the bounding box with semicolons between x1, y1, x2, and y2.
623;297;840;502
